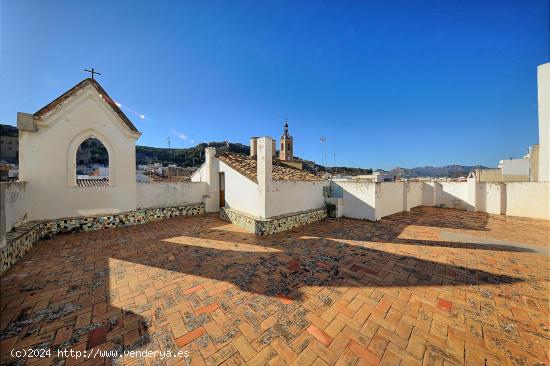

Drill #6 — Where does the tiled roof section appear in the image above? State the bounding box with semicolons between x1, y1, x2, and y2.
77;178;110;188
34;78;140;133
217;152;322;181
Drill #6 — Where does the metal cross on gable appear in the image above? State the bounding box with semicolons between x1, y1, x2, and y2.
84;67;101;79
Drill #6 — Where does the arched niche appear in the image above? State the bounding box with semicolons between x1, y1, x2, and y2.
66;129;115;187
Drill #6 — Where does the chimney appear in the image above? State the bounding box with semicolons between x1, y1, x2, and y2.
203;147;220;213
250;137;258;157
257;137;272;183
257;137;272;219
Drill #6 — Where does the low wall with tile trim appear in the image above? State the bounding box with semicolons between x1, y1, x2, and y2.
219;207;327;235
1;204;204;273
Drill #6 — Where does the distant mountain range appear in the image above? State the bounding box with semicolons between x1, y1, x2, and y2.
388;165;488;178
1;124;486;177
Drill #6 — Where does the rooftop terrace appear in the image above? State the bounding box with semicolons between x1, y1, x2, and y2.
1;207;548;365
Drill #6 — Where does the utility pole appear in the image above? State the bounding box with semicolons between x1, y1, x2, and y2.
320;136;327;175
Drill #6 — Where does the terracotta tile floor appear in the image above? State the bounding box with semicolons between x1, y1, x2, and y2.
1;207;549;365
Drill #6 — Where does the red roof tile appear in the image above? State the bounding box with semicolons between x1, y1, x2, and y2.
217;152;322;181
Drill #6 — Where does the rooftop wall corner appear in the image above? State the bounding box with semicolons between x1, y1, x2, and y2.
17;112;37;132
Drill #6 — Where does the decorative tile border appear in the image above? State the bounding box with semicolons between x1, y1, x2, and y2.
219;207;327;235
1;204;204;273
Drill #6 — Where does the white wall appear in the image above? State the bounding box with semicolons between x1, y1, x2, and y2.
375;182;406;220
435;182;473;211
190;147;219;212
538;63;550;181
268;180;327;218
1;182;29;239
505;182;549;220
136;181;206;209
332;180;377;220
335;179;549;221
19;83;140;220
406;182;423;210
499;159;529;181
219;160;263;217
476;182;505;215
190;163;208;183
405;182;435;210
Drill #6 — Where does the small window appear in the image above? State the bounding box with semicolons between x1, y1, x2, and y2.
76;138;109;187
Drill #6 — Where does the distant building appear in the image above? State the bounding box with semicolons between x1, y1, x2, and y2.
0;124;18;163
498;158;530;182
474;168;503;182
475;143;540;183
136;171;151;183
356;171;396;182
91;167;109;177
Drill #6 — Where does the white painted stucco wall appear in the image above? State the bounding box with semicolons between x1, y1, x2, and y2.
136;181;206;209
191;153;262;216
499;159;529;181
190;163;208;183
18;83;140;220
375;182;406;220
538;63;550;181
219;161;263;218
190;148;263;217
267;180;327;218
405;182;424;211
505;182;549;220
0;182;29;241
435;182;473;210
190;148;219;212
405;182;435;210
332;180;377;220
422;182;436;207
334;177;548;222
476;182;505;215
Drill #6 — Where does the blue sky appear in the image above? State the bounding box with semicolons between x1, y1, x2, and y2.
1;1;548;169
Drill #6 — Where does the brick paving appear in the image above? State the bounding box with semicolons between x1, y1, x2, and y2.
1;207;548;365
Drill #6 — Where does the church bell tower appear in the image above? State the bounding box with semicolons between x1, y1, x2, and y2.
280;119;293;161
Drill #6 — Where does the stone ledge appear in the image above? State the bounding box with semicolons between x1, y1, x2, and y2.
1;204;205;273
219;207;327;235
